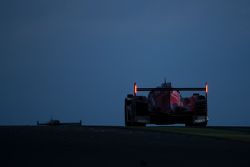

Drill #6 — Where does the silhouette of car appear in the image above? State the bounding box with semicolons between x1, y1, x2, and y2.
37;119;82;126
125;81;208;127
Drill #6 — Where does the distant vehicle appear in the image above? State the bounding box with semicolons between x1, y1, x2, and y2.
37;119;82;126
125;81;208;127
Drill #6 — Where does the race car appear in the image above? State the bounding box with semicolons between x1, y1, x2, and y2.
37;119;82;126
124;81;208;127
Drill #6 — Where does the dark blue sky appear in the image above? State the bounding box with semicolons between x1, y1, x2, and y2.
0;0;250;125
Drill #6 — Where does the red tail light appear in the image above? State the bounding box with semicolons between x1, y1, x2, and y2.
134;82;137;96
205;82;208;93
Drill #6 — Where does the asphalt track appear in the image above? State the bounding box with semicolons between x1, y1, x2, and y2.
0;126;250;167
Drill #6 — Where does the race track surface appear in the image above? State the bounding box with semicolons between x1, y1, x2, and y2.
0;126;249;167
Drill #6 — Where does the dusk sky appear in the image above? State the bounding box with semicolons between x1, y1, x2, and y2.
0;0;250;126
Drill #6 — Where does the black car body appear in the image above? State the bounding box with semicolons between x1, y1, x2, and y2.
125;82;208;127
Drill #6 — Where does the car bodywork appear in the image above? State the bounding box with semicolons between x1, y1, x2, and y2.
125;82;208;127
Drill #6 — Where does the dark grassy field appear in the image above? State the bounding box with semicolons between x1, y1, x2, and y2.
0;126;250;167
143;126;250;142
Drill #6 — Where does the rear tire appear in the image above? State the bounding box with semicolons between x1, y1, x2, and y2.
195;95;207;113
125;97;147;127
124;99;130;127
125;99;135;127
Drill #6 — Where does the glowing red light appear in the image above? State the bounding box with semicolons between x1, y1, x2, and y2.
134;82;137;96
205;82;208;93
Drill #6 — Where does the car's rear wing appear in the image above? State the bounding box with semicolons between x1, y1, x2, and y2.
133;82;208;97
